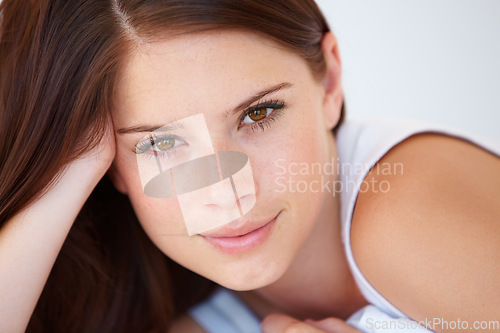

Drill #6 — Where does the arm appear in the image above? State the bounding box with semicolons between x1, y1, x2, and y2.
0;131;114;332
351;133;500;333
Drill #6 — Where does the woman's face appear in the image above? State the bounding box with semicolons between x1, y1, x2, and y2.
111;30;341;290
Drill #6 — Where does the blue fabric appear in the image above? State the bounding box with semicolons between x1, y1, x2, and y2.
189;288;261;333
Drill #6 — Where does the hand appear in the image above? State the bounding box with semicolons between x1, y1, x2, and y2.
44;119;117;205
65;120;116;183
262;313;361;333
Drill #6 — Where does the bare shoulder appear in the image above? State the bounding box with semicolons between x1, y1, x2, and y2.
351;133;500;331
168;314;206;333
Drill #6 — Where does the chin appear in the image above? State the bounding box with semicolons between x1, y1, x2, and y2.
208;256;289;292
217;273;279;292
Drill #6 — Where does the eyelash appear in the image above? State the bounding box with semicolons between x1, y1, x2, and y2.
135;134;185;159
134;99;286;156
238;99;286;132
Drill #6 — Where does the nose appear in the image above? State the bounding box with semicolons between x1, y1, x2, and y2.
207;129;239;153
202;149;255;215
203;178;240;211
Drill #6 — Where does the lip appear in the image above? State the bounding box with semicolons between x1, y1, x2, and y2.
201;212;280;255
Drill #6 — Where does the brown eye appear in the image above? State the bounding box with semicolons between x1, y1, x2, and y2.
248;108;268;121
240;103;283;127
156;137;175;151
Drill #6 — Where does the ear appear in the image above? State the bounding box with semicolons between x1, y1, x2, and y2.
321;32;343;130
107;162;128;195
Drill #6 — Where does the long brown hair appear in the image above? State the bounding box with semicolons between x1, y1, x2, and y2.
0;0;343;331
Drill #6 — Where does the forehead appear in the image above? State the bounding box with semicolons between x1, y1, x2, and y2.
113;30;311;125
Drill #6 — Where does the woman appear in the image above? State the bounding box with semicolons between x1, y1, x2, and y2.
0;1;499;332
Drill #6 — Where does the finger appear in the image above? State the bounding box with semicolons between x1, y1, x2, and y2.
305;318;361;333
262;313;324;333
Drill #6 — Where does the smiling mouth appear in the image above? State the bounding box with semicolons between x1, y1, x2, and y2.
201;211;281;255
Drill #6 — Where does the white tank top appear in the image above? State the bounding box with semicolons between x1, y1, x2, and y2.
189;118;500;332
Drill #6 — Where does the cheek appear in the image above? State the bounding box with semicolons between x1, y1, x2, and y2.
130;195;187;237
114;149;187;237
246;104;332;238
249;108;331;203
122;172;213;272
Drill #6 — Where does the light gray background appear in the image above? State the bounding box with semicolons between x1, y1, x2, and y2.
316;0;500;140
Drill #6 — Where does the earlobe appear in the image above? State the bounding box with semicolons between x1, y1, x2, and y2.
321;32;343;130
107;163;128;195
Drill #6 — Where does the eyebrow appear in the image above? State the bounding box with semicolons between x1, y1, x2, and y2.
225;82;293;117
116;120;184;135
116;82;293;135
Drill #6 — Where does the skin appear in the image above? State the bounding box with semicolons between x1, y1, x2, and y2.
111;30;346;292
351;133;500;332
109;30;500;332
110;29;365;324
